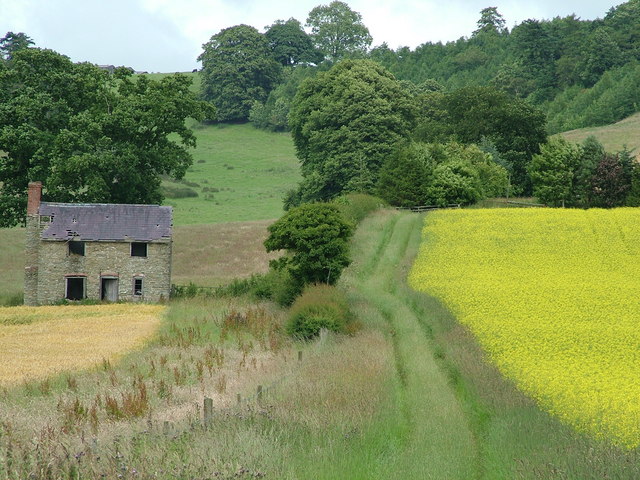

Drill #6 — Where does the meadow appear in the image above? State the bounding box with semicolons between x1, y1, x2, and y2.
559;111;640;155
163;122;301;225
409;208;640;448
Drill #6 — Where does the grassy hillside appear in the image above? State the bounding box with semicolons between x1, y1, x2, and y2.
559;111;640;155
163;123;300;225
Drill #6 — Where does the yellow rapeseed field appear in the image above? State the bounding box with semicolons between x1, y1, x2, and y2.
409;208;640;448
0;304;163;385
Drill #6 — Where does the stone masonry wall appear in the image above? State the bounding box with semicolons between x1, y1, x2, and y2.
36;239;171;304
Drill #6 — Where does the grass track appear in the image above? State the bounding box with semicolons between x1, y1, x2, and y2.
346;209;640;479
344;210;476;479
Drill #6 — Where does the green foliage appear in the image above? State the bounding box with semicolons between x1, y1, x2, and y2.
305;1;372;61
332;193;387;224
264;203;354;292
546;64;640;133
289;60;415;203
529;137;581;206
414;86;546;194
0;31;33;61
0;48;211;227
286;284;354;339
377;141;508;207
249;66;320;132
377;143;435;207
265;18;323;66
161;185;199;199
199;25;282;122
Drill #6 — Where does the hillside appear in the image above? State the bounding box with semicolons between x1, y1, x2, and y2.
559;111;640;155
162;123;300;225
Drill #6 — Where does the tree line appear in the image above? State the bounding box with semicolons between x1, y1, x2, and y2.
201;1;640;135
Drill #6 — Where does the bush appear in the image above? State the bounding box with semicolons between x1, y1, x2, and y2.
245;269;300;306
264;203;354;288
332;193;387;224
0;292;23;306
161;185;199;199
286;284;356;339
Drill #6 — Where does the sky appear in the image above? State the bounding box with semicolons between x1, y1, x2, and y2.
0;0;626;73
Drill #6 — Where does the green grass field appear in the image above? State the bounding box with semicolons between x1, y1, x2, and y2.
164;123;301;225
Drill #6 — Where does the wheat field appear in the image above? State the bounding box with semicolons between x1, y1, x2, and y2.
0;304;163;385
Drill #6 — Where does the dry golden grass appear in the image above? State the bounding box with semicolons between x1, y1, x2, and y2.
167;220;280;287
0;304;163;385
559;111;640;155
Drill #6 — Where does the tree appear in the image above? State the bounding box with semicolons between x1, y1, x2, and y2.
306;1;372;61
0;31;34;61
0;48;212;227
574;136;604;206
580;27;625;87
264;203;353;290
265;18;323;66
376;143;434;207
528;137;581;207
415;86;547;194
289;60;415;203
591;154;631;208
199;25;281;122
473;7;507;36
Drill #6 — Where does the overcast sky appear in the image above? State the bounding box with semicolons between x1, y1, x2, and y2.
0;0;626;73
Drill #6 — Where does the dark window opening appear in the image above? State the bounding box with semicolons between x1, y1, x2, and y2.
131;242;148;257
66;277;86;301
133;278;143;296
69;241;85;256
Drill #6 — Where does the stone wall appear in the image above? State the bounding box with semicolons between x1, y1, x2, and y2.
35;239;171;304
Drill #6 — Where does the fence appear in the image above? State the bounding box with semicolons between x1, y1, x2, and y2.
395;204;461;212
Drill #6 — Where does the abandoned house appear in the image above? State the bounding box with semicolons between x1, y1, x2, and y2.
24;182;172;305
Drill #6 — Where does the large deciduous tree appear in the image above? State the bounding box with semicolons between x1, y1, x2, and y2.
306;1;372;61
0;48;212;227
199;24;281;122
288;60;415;204
265;18;323;66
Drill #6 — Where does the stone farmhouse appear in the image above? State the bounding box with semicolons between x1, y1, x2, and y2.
24;182;172;306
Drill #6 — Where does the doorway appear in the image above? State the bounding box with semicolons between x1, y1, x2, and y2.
101;277;119;302
66;277;86;301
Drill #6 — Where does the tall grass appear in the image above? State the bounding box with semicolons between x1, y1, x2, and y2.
0;294;397;479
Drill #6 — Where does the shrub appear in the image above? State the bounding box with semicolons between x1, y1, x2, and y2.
252;269;301;306
286;284;356;339
333;193;387;224
264;203;354;290
161;184;199;199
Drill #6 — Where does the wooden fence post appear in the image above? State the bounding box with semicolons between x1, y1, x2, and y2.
203;397;213;427
298;350;302;362
257;385;263;404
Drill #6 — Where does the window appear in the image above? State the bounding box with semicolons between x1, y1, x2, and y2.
66;277;86;301
131;242;148;257
133;278;143;296
68;241;85;256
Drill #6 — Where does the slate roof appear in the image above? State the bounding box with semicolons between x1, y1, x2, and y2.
38;202;172;242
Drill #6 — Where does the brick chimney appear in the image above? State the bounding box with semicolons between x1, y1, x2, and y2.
27;181;42;216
